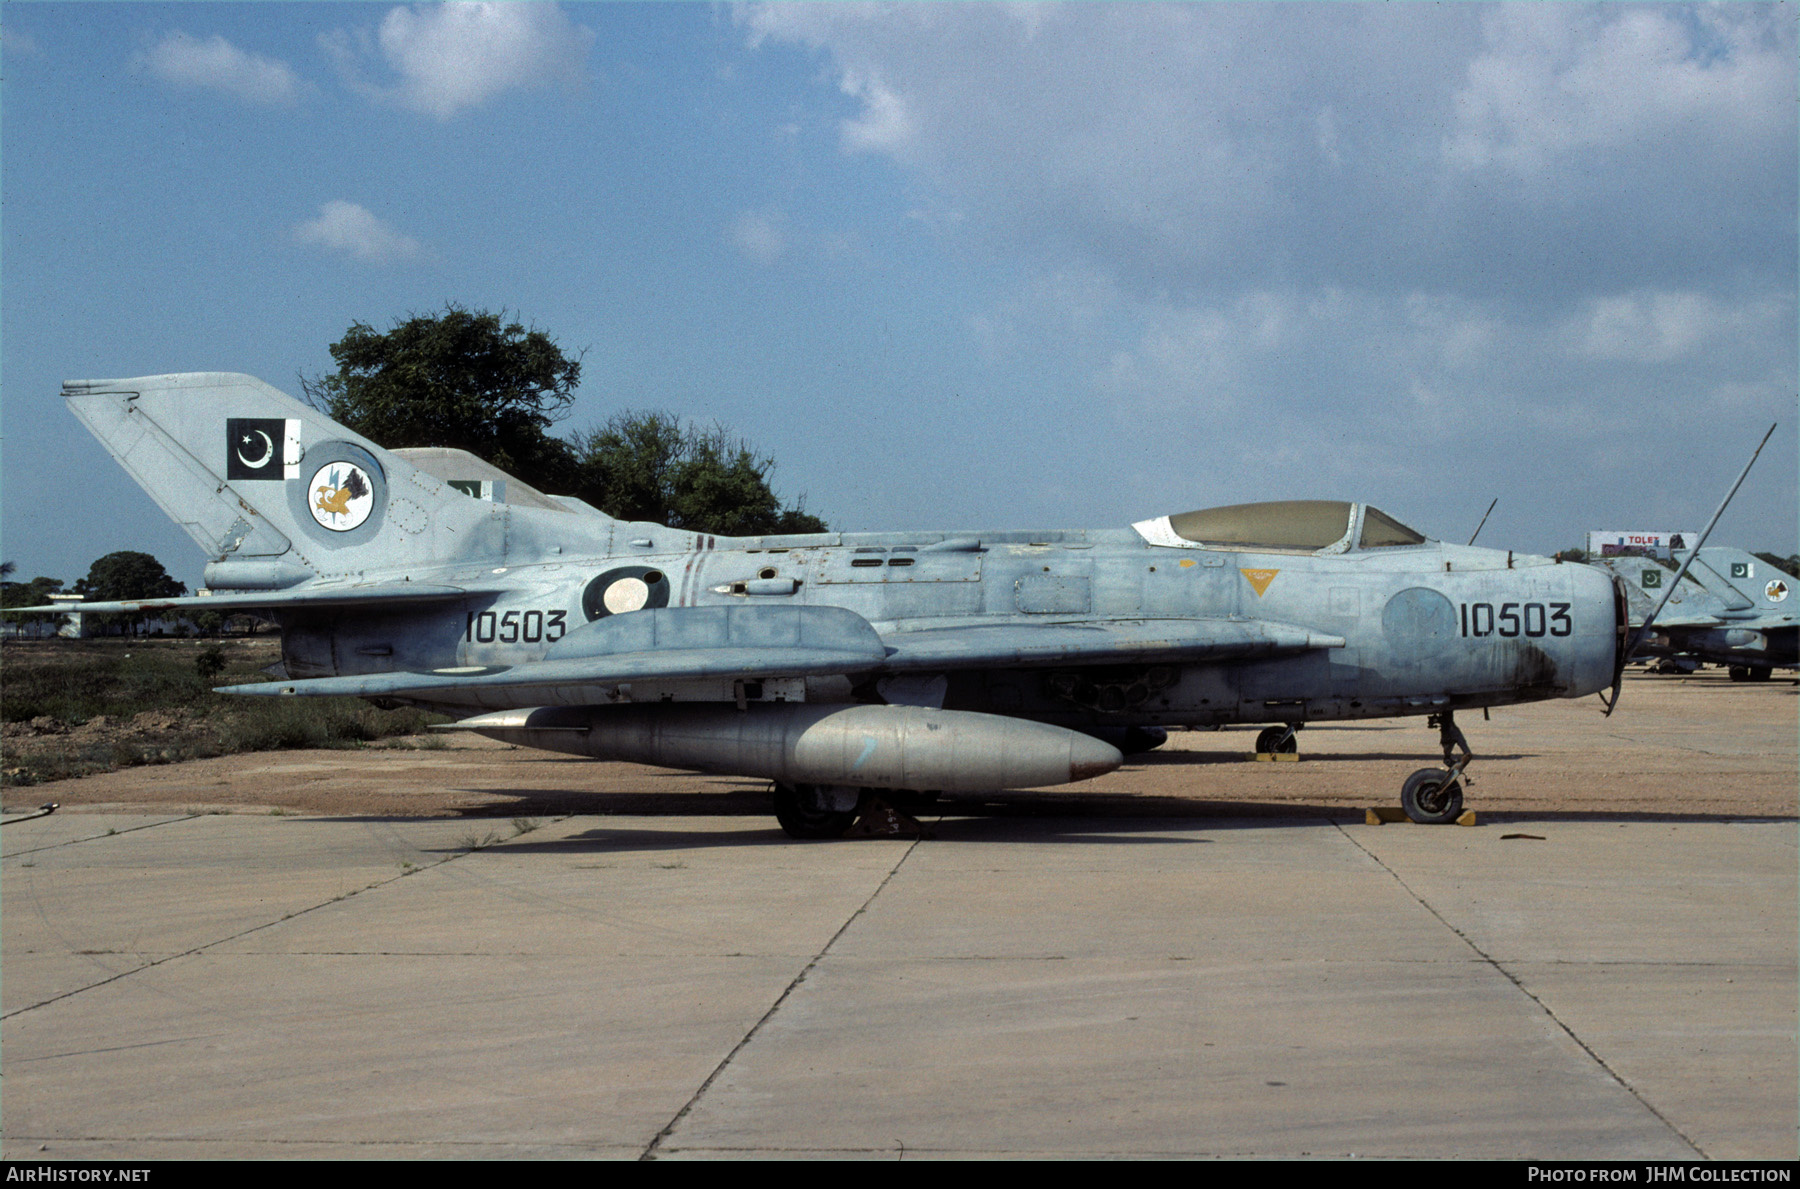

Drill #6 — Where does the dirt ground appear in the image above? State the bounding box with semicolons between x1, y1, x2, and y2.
4;669;1793;822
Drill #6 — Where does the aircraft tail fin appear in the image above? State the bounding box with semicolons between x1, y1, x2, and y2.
1685;547;1794;613
63;373;521;588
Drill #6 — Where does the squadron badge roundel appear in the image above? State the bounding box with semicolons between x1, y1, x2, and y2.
1766;579;1789;603
309;461;376;532
581;566;671;620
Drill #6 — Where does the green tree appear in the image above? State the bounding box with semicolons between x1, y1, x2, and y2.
76;552;186;637
304;305;828;535
2;574;67;635
77;552;186;602
570;412;826;536
195;644;227;680
301;304;582;491
1753;552;1799;579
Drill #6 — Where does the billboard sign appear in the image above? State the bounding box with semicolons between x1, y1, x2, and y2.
1587;530;1701;558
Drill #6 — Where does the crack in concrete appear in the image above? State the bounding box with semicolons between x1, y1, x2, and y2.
2;813;204;859
1334;822;1710;1159
639;835;924;1161
0;839;488;1022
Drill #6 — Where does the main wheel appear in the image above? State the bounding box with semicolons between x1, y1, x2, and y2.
1122;726;1169;754
1729;666;1751;682
1255;726;1298;755
773;783;863;839
1747;666;1773;682
1400;768;1464;825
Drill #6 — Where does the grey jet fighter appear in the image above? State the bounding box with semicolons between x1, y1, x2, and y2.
1597;547;1796;680
28;373;1631;834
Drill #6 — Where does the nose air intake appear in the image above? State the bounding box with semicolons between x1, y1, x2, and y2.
1602;569;1631;716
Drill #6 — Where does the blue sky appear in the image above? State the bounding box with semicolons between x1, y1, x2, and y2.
4;2;1795;591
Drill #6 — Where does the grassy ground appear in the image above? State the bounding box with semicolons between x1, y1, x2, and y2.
1;637;446;786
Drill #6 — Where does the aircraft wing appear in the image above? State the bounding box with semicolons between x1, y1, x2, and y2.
215;606;1343;704
876;617;1345;670
218;603;888;702
1643;609;1735;629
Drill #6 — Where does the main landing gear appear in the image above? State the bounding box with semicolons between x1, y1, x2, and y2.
773;782;865;839
1399;712;1472;825
772;783;934;839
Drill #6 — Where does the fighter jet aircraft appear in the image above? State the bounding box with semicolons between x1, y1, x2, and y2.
1597;547;1796;680
28;373;1629;834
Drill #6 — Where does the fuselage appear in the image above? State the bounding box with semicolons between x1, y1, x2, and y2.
278;514;1625;730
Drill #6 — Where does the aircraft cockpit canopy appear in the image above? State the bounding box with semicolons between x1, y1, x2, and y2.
1131;500;1429;555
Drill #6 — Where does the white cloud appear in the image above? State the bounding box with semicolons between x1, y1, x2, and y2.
741;3;1795;542
293;201;425;264
738;5;1467;292
3;27;43;57
1571;289;1789;365
838;70;915;154
1446;4;1795;175
729;211;787;265
740;4;1793;301
324;2;592;120
144;31;303;107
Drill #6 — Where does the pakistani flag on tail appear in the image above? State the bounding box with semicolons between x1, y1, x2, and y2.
226;418;301;481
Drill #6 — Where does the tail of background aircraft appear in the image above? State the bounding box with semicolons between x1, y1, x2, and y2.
1682;547;1795;614
62;373;570;589
1594;555;1719;624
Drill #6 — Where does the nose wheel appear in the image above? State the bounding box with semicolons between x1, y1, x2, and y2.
1255;724;1301;755
1400;712;1472;825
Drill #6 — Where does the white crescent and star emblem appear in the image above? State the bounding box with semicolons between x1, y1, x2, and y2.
236;430;274;470
226;417;298;480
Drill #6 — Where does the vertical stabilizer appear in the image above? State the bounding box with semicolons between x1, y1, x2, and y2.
64;373;516;586
1686;547;1794;614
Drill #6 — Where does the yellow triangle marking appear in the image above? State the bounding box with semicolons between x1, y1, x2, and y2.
1240;568;1279;597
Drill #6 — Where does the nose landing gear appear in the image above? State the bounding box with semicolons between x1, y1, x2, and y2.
1255;724;1301;755
1400;711;1473;825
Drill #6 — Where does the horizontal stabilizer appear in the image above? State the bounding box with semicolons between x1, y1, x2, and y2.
11;583;493;616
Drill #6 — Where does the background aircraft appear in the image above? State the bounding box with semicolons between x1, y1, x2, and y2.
1596;548;1796;680
27;373;1628;834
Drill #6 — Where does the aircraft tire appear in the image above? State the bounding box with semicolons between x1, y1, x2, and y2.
1123;726;1170;754
773;783;863;839
1255;726;1298;755
1401;768;1463;825
1747;666;1773;682
1729;666;1751;682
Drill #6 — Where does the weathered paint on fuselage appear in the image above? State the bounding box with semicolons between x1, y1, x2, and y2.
280;524;1622;729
